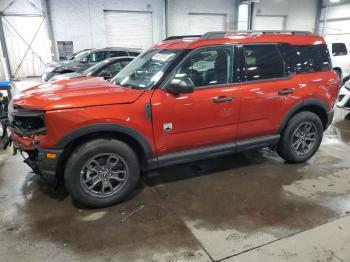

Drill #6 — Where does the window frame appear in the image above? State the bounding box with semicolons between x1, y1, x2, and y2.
239;43;290;85
160;44;236;91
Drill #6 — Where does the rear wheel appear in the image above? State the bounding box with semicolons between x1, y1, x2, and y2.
65;139;140;208
277;111;323;163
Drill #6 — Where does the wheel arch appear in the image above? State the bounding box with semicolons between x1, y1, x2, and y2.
54;124;154;178
278;99;330;133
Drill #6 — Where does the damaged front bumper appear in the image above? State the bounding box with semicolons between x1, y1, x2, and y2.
10;131;62;185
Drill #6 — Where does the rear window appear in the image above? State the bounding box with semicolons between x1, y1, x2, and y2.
243;44;285;81
279;44;331;74
332;43;348;56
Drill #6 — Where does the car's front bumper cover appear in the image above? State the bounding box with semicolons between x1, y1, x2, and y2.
36;147;63;184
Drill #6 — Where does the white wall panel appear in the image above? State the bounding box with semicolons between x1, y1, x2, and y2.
186;13;227;35
252;0;317;32
167;0;235;35
255;15;285;30
2;16;51;78
320;3;350;37
104;11;153;49
50;0;165;52
321;3;350;21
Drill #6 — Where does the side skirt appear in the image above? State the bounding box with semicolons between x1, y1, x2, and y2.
147;135;280;170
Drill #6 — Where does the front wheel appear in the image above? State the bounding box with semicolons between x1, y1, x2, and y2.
65;139;140;208
277;111;323;163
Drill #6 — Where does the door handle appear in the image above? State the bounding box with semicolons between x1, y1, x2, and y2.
212;96;233;103
278;88;295;96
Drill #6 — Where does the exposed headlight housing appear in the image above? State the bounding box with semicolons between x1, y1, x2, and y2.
8;103;46;136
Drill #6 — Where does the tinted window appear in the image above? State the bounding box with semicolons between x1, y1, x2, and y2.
110;51;128;57
86;51;107;63
243;45;285;81
171;47;232;88
129;52;141;56
332;43;347;56
280;44;331;73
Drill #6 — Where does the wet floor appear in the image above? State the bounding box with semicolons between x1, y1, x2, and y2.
1;109;350;261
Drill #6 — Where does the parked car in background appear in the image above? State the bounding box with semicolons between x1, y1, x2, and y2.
60;48;92;61
9;31;338;207
326;37;350;83
42;47;142;82
337;81;350;109
49;57;135;82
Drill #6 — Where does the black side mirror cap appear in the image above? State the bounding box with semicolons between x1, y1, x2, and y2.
164;77;194;95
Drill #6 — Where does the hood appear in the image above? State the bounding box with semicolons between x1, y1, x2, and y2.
49;72;85;82
46;60;89;72
11;77;145;111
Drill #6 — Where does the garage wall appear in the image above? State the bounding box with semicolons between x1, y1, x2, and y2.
252;0;318;32
167;0;235;36
49;0;165;51
320;1;350;37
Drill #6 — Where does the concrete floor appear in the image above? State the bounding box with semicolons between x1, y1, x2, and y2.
1;107;350;261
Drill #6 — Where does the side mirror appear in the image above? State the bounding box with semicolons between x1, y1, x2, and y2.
81;57;88;63
164;77;194;95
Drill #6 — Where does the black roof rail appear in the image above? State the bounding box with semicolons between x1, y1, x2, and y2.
163;35;201;41
201;30;313;39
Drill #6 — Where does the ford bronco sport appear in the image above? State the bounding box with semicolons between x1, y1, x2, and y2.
8;31;339;207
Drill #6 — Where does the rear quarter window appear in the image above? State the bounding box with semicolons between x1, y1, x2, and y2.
279;44;331;74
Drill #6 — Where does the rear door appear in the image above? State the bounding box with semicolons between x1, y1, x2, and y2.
151;45;241;156
238;44;303;140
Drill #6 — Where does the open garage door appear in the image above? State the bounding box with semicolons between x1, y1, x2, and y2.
186;13;227;35
104;10;153;50
255;15;286;30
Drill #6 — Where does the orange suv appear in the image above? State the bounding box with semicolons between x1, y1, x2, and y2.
8;31;339;207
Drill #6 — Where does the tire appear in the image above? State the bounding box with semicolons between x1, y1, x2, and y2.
277;111;323;163
65;139;140;208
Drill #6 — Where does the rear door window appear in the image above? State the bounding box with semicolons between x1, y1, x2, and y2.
332;43;348;56
242;44;285;81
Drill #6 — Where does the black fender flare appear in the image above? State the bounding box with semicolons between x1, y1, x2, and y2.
55;123;154;159
278;98;330;133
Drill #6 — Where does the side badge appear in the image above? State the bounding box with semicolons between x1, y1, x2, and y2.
163;123;173;132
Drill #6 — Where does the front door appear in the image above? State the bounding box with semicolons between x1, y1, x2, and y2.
151;45;241;156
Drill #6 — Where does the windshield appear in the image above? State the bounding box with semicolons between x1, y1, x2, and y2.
83;60;110;75
110;49;180;90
